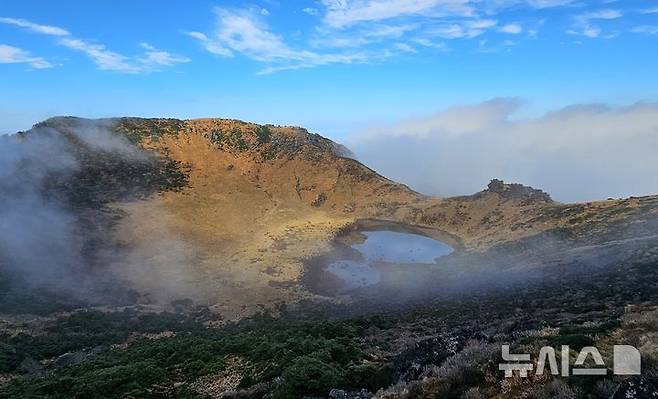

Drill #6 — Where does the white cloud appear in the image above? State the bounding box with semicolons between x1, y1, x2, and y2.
526;0;574;8
319;0;574;29
429;19;497;38
1;17;188;73
366;98;521;138
321;0;475;28
0;17;70;36
570;9;622;38
211;8;304;62
412;37;448;49
640;7;658;14
255;51;375;74
365;23;419;38
0;44;53;69
188;0;582;73
500;23;522;34
394;42;417;52
311;23;417;48
58;38;140;73
581;9;623;20
302;7;320;16
186;31;234;56
189;7;392;73
350;99;658;202
58;38;189;73
139;43;190;67
309;0;562;50
631;25;658;35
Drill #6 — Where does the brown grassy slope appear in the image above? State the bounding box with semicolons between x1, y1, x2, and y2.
120;117;657;249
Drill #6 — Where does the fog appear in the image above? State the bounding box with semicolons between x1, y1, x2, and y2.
348;99;658;202
0;121;195;306
0;130;84;294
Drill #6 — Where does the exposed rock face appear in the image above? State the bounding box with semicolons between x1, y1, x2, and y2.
50;346;106;369
485;179;553;204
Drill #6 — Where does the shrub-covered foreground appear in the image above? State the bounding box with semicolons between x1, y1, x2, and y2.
4;305;655;399
0;310;393;398
2;260;658;398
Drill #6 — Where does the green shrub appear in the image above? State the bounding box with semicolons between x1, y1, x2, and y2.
256;126;271;144
346;362;393;391
0;343;19;373
277;356;343;398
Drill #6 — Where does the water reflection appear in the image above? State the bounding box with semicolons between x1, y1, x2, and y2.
326;230;453;291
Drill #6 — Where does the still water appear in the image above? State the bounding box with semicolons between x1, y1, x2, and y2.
326;230;453;291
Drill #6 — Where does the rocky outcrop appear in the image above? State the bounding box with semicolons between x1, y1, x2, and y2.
485;179;553;203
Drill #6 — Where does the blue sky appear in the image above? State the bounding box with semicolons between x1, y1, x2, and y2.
1;0;657;139
2;1;658;201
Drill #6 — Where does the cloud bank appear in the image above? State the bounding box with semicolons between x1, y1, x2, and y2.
349;99;658;202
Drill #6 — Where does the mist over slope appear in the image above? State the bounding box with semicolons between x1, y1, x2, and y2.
349;99;658;202
0;118;189;307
